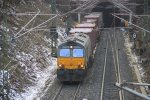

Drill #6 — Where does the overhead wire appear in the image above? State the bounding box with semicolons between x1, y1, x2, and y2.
5;0;146;96
112;14;150;34
7;0;99;78
2;0;99;90
14;10;40;37
113;0;132;13
1;20;53;96
14;0;95;39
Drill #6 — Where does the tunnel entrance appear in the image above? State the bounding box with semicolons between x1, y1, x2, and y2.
92;2;122;28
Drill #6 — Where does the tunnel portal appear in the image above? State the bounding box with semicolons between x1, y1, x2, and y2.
92;2;123;28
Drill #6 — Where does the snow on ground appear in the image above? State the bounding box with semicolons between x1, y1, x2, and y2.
19;59;56;100
10;27;67;100
123;31;145;78
122;30;148;94
0;25;10;32
10;46;57;100
44;27;66;46
57;26;67;44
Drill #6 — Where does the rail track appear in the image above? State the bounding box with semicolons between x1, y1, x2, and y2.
99;28;125;100
52;83;81;100
72;83;81;100
99;28;137;100
41;28;135;100
109;28;125;100
99;29;120;100
52;84;63;100
100;35;109;100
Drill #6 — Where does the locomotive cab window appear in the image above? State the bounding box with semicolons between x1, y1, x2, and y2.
59;49;70;57
73;49;84;57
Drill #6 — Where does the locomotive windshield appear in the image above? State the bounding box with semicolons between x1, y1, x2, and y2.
59;46;84;57
73;49;84;57
60;49;70;57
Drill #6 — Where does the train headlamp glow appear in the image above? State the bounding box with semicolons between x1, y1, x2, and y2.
80;65;84;68
58;64;63;68
70;46;73;48
59;64;62;67
78;64;84;68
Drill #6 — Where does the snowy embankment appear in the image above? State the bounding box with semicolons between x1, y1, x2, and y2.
10;27;67;100
10;46;57;100
0;1;67;99
122;30;147;95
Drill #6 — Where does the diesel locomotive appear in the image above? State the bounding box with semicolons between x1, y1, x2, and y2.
57;12;102;82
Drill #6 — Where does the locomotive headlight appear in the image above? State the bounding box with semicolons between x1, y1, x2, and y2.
78;64;84;69
59;64;62;67
80;65;84;68
70;46;73;48
58;64;64;68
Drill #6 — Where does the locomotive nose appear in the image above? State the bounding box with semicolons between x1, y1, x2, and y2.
57;58;85;69
57;69;86;82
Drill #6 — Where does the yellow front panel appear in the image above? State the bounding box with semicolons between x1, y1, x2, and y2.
57;57;85;69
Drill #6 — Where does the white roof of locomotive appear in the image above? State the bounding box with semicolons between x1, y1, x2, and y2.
69;28;93;33
75;23;96;28
59;33;90;47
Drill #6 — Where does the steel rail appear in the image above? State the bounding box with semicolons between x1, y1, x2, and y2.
108;31;118;86
100;38;109;100
52;83;81;100
52;84;63;100
108;28;125;100
72;83;81;100
114;29;125;100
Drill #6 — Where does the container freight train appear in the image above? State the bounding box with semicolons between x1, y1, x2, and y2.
57;12;103;82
